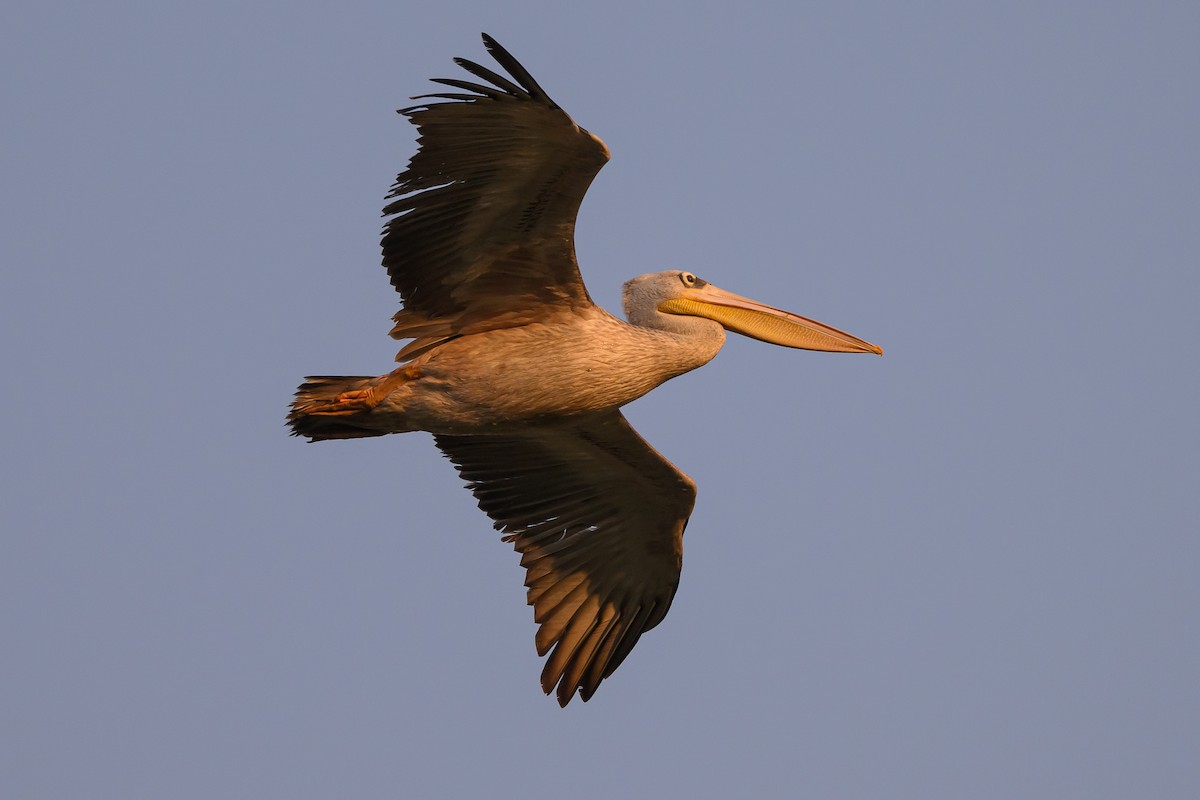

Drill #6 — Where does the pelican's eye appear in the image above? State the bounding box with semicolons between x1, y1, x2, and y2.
680;272;697;286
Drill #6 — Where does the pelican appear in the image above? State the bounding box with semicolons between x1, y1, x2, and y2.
289;33;881;706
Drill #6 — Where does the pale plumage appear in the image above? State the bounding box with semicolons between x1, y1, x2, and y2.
288;34;881;706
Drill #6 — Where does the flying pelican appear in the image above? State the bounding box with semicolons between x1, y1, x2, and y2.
289;33;882;706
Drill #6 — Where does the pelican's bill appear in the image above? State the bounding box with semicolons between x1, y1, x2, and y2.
658;292;883;355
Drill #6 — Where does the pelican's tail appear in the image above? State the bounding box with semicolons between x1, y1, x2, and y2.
288;375;393;442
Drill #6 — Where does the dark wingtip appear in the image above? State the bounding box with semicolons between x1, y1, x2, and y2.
480;33;511;67
476;32;557;108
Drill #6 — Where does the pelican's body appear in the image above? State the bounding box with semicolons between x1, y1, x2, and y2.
289;35;881;705
312;295;724;435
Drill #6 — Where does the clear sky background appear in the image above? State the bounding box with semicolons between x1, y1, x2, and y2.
3;2;1197;797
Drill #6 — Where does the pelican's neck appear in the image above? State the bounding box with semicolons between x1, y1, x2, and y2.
624;309;727;380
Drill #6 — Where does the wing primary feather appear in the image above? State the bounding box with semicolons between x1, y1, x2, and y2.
642;593;676;632
601;601;658;680
580;614;636;700
404;93;482;106
427;77;507;100
534;581;592;655
561;606;621;704
541;598;602;702
451;57;529;98
480;33;558;108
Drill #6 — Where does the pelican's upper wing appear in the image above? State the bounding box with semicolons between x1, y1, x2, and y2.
382;34;609;356
434;411;696;706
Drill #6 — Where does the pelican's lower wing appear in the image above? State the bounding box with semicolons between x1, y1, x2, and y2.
434;411;697;706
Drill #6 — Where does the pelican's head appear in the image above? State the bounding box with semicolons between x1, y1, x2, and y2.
623;270;882;355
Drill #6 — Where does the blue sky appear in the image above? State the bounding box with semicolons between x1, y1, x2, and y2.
3;2;1198;797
